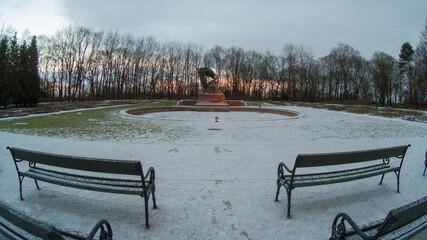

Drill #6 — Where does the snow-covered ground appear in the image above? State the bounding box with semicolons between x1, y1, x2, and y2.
0;105;426;239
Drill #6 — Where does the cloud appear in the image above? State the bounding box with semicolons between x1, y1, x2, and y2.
2;0;426;58
0;0;68;37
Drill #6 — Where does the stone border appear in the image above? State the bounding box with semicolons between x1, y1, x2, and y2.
0;100;150;119
126;106;299;117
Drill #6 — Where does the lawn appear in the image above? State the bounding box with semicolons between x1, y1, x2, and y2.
0;102;426;239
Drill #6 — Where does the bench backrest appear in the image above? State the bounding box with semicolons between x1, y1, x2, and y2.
8;147;143;176
0;200;53;239
295;145;410;168
377;196;427;237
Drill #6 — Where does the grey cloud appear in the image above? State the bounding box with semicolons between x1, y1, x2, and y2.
61;0;427;58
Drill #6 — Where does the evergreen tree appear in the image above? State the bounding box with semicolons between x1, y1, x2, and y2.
0;36;9;107
398;42;415;104
27;36;40;105
5;34;41;106
398;42;415;65
16;40;28;105
9;33;20;106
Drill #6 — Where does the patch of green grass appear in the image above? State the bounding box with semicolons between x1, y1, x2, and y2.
265;101;289;106
325;105;346;111
142;100;177;107
245;101;263;107
291;102;426;122
344;105;375;114
0;101;185;141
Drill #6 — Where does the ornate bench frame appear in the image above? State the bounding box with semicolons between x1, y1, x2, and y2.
8;146;158;229
275;145;410;218
330;196;427;240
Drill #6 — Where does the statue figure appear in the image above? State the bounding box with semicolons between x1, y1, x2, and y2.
197;67;221;93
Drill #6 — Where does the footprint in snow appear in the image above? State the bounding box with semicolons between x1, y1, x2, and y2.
214;146;220;153
222;200;232;210
168;147;178;153
222;147;232;152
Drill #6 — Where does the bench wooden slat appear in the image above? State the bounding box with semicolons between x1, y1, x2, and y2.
331;196;427;240
29;167;144;188
296;145;409;168
22;170;147;195
291;166;398;187
0;220;44;240
286;163;390;181
379;196;427;236
0;200;52;239
387;216;427;239
275;145;410;218
0;200;111;240
10;147;142;175
336;215;427;240
8;146;158;229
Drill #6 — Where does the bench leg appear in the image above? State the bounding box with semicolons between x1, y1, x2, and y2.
379;174;385;185
396;180;400;193
275;180;293;218
424;153;427;176
144;196;150;229
19;180;24;201
285;188;292;218
275;179;281;202
17;175;24;201
152;191;158;209
34;179;40;190
379;172;400;192
395;170;400;193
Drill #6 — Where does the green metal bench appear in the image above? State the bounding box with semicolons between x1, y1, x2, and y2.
8;146;158;229
275;145;410;218
0;200;113;240
330;196;427;240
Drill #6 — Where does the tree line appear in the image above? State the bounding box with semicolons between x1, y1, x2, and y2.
1;23;426;108
0;32;40;107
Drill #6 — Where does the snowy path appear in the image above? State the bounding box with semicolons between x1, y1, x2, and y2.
0;106;426;239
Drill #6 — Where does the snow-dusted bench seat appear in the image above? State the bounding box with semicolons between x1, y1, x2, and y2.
275;145;411;218
7;146;158;229
330;196;427;240
0;200;113;240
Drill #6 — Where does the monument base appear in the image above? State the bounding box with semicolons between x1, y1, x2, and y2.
177;92;247;107
194;93;229;106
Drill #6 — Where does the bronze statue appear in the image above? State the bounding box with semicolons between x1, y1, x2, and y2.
197;67;221;93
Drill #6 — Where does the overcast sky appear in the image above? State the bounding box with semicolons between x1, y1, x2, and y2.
1;0;426;59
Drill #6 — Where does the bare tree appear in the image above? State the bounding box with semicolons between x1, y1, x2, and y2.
263;51;284;100
413;22;427;106
224;47;245;98
34;23;427;106
281;44;298;99
371;52;397;105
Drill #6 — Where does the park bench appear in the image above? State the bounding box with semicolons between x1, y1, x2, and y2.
7;146;158;229
329;196;427;240
275;145;410;218
0;199;113;240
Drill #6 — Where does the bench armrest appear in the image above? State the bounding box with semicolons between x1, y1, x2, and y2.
277;162;293;178
86;219;113;240
144;167;155;185
330;213;377;240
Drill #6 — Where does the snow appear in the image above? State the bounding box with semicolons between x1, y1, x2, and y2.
0;105;426;239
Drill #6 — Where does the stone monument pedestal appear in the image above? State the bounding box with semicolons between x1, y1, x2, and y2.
177;67;246;107
194;93;229;106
